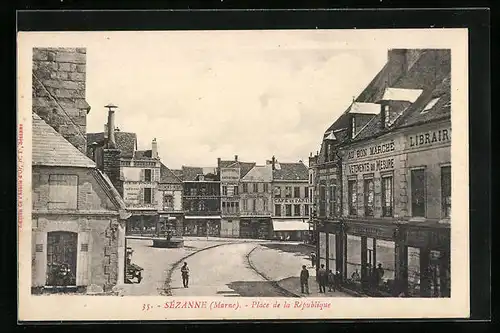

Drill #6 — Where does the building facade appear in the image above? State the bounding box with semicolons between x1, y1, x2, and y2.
158;163;184;236
31;47;129;294
239;164;273;239
182;167;221;237
271;157;311;241
315;49;451;297
219;158;241;238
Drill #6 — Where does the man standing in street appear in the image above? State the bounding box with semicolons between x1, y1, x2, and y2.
317;264;327;293
300;265;310;294
181;262;190;288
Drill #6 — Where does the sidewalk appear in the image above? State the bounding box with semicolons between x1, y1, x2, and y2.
248;243;351;298
126;235;276;243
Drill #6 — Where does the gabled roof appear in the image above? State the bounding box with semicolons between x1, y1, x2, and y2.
272;162;308;181
160;163;182;184
218;160;256;178
33;113;96;168
87;131;137;158
171;169;183;180
181;166;204;181
241;165;272;182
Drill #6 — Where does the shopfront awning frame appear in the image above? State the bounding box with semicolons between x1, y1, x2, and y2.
272;220;310;231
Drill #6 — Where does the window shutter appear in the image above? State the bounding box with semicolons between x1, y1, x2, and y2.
33;231;47;287
140;169;145;181
76;231;90;286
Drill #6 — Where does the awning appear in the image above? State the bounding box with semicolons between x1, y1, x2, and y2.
272;220;310;231
184;216;221;220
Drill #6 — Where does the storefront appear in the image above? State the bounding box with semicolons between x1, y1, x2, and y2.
158;214;183;237
240;218;272;239
183;216;221;237
272;219;309;241
126;211;159;236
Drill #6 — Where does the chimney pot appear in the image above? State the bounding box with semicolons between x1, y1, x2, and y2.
151;138;158;159
234;155;238;161
105;104;118;149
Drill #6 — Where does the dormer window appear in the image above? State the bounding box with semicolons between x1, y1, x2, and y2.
421;97;440;114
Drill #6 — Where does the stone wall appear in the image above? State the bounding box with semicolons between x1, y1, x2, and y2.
32;47;90;155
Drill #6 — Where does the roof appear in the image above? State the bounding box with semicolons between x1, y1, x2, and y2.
33;113;96;168
160;163;182;183
218;160;256;178
87;131;137;158
241;165;272;182
272;162;308;181
181;166;204;181
134;150;153;159
171;169;183;180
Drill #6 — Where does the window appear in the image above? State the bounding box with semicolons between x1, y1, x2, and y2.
222;186;228;196
304;204;310;216
190;187;197;196
144;188;152;204
329;185;337;217
222;202;226;213
285;204;292;216
144;169;152;182
234;185;239;195
381;175;393;217
242;199;248;211
294;204;301;216
252;199;257;212
294;187;301;198
253;183;259;192
364;178;375;217
309;174;313;185
274;187;281;198
319;185;326;216
421;97;440;114
263;183;268;193
348;179;357;216
242;183;248;193
285;186;292;198
309;188;313;200
46;231;77;286
198;200;206;211
441;166;451;218
163;194;174;210
305;187;309;198
275;204;281;216
48;174;78;210
411;169;426;217
263;199;268;212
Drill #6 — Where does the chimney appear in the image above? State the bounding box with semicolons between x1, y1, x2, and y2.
152;138;158;159
380;103;388;129
217;157;221;167
103;104;122;196
271;156;276;171
234;155;238;162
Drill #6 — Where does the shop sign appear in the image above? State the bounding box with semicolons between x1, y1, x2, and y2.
221;168;240;181
347;140;396;160
407;228;449;249
407;128;451;148
346;158;395;175
274;198;309;204
348;224;394;239
124;184;141;203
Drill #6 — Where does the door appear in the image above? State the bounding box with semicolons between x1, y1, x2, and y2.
46;231;78;286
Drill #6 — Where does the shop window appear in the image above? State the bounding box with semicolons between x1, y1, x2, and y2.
242;183;248;193
143;188;152;204
294;187;301;198
329;185;337;217
285;187;292;198
411;168;426;217
48;174;78;210
348;179;358;216
144;169;152;182
253;183;258;192
381;175;393;217
364;177;375;217
285;204;292;216
222;186;228;196
319;185;326;216
275;204;281;216
294;204;301;216
441;166;451;218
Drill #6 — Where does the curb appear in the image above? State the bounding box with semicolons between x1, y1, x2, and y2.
246;246;300;298
161;242;240;296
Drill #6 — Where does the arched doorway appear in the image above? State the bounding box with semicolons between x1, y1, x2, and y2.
46;231;78;287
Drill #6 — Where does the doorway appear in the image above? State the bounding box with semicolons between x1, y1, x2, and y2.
46;231;78;287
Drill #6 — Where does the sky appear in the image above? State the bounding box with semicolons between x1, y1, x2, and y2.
81;31;389;169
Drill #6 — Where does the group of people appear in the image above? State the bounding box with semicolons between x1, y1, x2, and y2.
300;264;342;294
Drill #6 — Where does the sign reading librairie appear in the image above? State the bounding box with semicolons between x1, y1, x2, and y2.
407;127;451;148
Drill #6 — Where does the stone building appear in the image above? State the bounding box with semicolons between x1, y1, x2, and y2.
314;49;451;297
182;167;221;237
270;157;311;241
239;163;273;239
307;152;319;244
217;156;256;238
31;47;129;294
158;163;184;236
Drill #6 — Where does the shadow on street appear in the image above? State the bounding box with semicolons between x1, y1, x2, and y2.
260;243;312;258
226;281;288;297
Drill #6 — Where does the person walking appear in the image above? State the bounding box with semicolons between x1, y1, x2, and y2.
317;264;327;293
334;270;342;291
376;263;385;287
300;265;310;294
310;252;316;268
328;269;335;292
181;262;190;288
